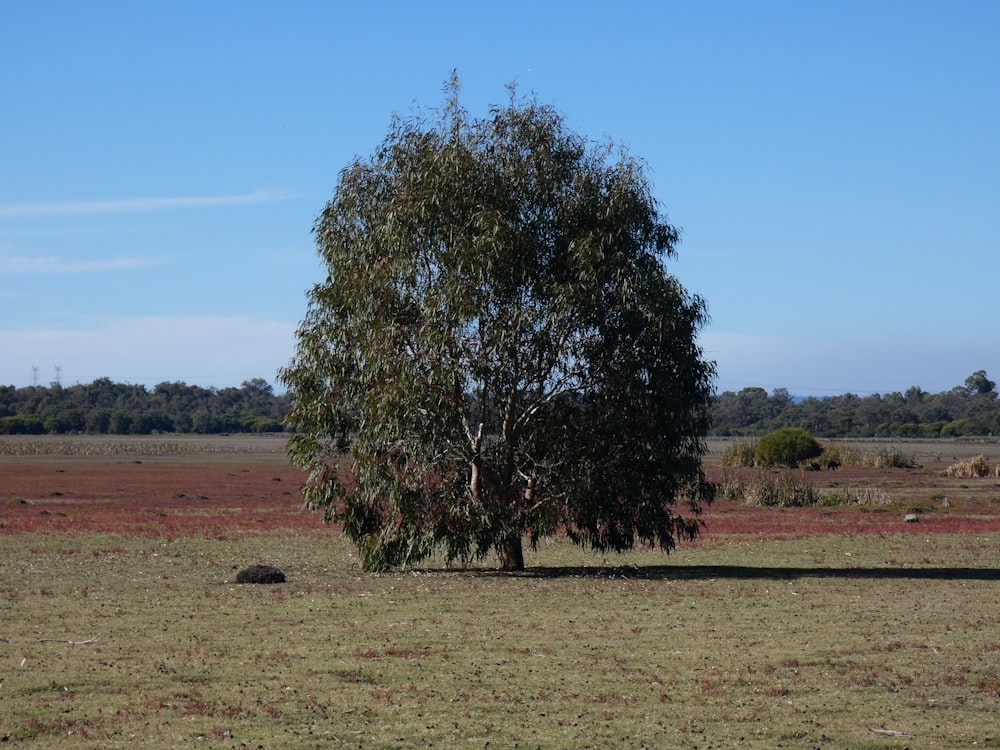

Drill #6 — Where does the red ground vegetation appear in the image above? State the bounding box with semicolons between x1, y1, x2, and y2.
0;458;323;538
2;456;999;541
694;499;1000;542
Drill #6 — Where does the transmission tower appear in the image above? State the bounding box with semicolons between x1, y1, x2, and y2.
54;365;62;386
32;365;39;387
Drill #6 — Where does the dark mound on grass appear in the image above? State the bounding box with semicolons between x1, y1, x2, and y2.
235;564;286;584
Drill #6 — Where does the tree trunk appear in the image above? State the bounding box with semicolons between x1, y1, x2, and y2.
500;534;525;571
500;534;524;571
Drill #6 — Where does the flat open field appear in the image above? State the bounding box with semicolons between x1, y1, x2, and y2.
1;436;998;748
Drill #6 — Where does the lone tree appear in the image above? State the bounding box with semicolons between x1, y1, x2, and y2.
281;79;716;571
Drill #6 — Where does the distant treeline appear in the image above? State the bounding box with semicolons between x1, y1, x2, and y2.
6;370;1000;439
710;370;1000;438
0;377;289;435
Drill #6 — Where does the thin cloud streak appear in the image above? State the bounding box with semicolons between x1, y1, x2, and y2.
0;190;295;220
0;255;159;274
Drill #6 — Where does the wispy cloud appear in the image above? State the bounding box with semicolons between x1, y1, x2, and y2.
0;254;159;274
0;190;294;220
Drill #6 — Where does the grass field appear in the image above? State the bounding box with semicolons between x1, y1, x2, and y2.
1;436;998;748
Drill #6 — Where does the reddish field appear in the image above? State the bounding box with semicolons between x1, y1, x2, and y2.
698;439;1000;542
0;455;323;538
694;497;1000;541
3;436;1000;544
0;444;1000;545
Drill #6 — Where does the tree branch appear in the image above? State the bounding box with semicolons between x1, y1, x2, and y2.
511;368;589;436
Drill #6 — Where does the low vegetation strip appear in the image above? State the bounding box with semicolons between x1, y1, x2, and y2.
0;435;289;456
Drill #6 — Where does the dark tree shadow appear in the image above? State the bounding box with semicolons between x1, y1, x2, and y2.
441;565;1000;581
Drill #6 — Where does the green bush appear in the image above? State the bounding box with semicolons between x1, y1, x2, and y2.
754;427;822;468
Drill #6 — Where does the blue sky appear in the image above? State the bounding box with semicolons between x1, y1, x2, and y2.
2;1;997;396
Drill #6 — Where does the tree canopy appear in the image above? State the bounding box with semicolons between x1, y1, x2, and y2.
281;79;716;571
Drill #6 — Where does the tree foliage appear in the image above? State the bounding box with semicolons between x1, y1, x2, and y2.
754;427;822;468
281;79;716;571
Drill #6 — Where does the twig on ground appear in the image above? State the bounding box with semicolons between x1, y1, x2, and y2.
869;727;906;737
1;634;102;645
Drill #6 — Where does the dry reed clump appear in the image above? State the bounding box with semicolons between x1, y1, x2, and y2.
866;447;917;469
817;444;862;468
719;439;757;468
821;485;895;506
945;455;993;478
716;469;894;507
716;469;820;507
817;444;915;469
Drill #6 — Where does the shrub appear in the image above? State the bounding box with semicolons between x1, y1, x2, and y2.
755;428;822;468
940;419;967;437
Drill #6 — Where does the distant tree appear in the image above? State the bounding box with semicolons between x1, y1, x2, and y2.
281;78;716;571
962;370;996;398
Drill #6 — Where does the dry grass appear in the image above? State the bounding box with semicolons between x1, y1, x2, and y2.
718;438;757;468
945;454;997;478
716;468;821;506
2;437;999;748
821;484;896;506
1;531;997;749
818;444;916;469
0;435;288;457
716;469;896;507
